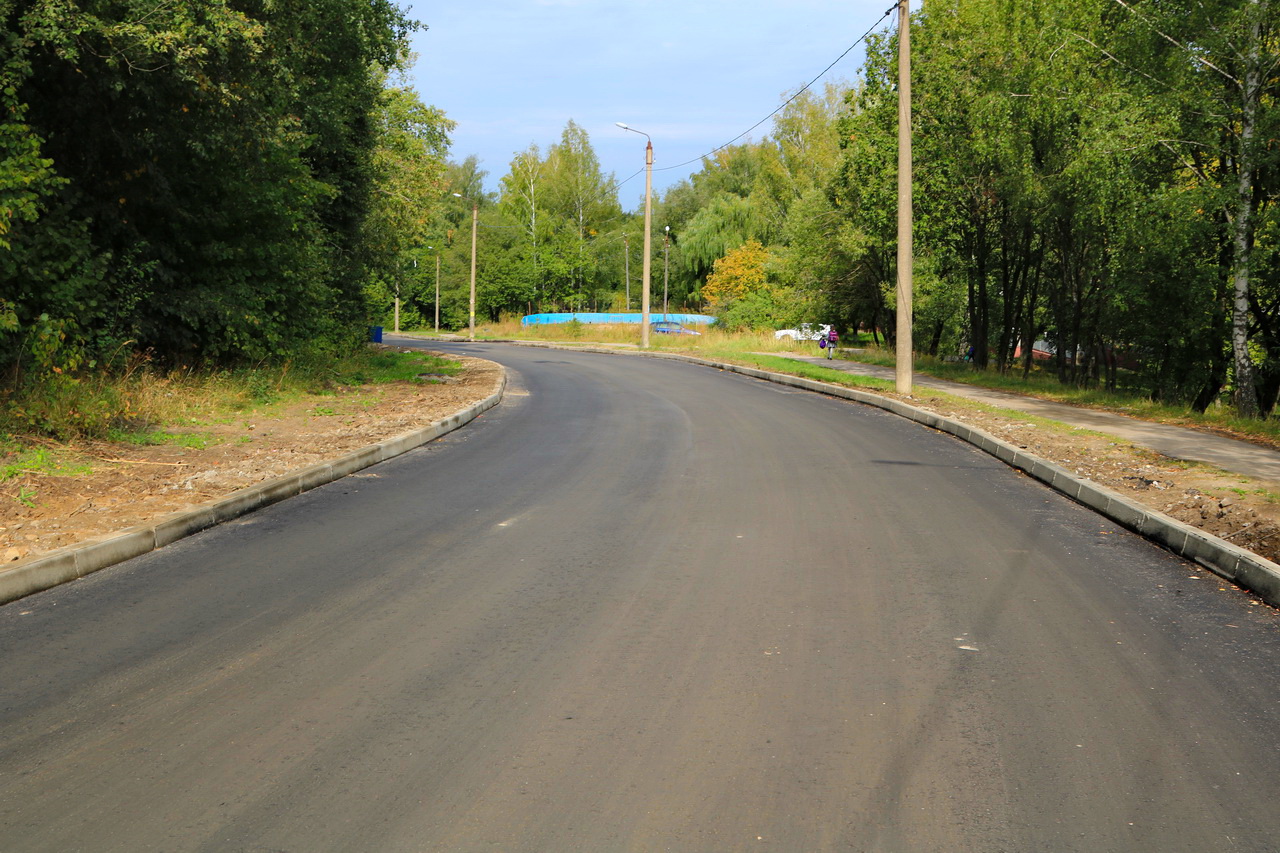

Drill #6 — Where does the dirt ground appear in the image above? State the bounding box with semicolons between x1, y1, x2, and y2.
3;346;1280;575
0;352;502;566
901;396;1280;564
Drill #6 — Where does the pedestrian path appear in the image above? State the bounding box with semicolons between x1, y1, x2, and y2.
777;353;1280;489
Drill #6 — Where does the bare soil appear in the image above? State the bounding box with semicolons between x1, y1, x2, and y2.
3;346;1279;575
904;397;1280;564
0;352;502;566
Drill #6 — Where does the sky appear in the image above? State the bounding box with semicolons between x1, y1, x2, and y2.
402;0;900;207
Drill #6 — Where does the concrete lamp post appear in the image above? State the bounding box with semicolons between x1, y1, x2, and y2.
663;225;670;319
615;122;653;349
452;192;478;342
427;246;440;333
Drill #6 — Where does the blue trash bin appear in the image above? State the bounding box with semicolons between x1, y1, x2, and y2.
370;326;383;343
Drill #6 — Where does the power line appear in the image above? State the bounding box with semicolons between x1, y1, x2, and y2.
615;3;899;190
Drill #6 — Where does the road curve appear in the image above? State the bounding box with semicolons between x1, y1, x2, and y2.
1;342;1279;852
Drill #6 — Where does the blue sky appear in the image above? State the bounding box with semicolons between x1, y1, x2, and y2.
403;1;899;207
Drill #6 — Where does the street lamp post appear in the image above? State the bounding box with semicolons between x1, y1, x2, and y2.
453;192;478;341
616;122;652;348
663;225;670;319
623;233;630;310
428;245;440;333
397;259;412;334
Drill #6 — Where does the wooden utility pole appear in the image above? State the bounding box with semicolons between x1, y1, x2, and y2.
641;138;653;348
468;200;477;341
896;0;914;395
615;122;654;346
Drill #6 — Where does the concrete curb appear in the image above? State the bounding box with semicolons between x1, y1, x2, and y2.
490;339;1280;607
0;370;507;606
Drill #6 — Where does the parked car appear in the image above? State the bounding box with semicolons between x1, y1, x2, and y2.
652;320;701;336
774;324;831;341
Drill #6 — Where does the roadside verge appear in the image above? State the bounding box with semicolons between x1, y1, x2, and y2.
0;368;507;605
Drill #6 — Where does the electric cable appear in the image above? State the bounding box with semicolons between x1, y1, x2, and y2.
615;2;900;190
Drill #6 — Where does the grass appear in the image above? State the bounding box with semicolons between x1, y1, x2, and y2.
0;347;466;508
2;347;463;441
328;350;461;385
0;444;95;507
0;446;93;482
832;345;1280;447
106;428;212;448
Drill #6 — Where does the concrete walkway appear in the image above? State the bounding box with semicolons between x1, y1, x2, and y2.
778;353;1280;489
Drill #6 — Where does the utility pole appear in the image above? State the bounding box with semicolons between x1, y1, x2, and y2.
641;138;653;348
616;122;654;347
469;200;478;341
397;260;411;334
896;0;914;395
433;249;441;333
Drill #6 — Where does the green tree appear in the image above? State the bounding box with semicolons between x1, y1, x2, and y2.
1;0;417;383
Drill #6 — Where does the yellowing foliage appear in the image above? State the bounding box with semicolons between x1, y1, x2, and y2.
703;239;770;306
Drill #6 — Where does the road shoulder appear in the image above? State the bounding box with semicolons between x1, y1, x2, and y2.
0;353;505;605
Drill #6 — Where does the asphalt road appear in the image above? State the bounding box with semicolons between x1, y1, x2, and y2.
2;342;1280;852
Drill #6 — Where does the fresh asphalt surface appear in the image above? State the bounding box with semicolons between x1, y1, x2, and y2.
2;342;1280;852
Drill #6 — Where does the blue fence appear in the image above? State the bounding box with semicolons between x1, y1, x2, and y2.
521;312;716;327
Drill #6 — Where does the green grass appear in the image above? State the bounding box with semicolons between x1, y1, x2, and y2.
834;346;1280;446
0;347;469;509
327;350;461;385
0;446;93;482
718;352;895;392
1;346;465;442
106;428;212;448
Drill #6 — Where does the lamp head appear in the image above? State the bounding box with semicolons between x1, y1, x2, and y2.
615;122;628;130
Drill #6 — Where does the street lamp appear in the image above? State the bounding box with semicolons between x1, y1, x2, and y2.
616;122;653;348
396;259;412;334
427;245;440;333
663;225;670;320
453;192;478;342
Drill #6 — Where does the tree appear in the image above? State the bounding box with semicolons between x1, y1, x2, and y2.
543;120;621;309
499;144;548;305
363;72;455;328
1;0;418;381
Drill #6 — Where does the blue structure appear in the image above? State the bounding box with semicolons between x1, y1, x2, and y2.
521;312;716;327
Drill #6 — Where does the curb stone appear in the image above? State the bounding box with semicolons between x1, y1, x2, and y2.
0;369;507;606
480;339;1280;608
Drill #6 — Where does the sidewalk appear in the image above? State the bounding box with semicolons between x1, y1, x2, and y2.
778;353;1280;490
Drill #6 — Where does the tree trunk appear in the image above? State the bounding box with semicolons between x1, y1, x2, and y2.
1230;0;1264;418
927;319;944;357
1192;372;1226;413
972;241;990;370
1021;280;1039;381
